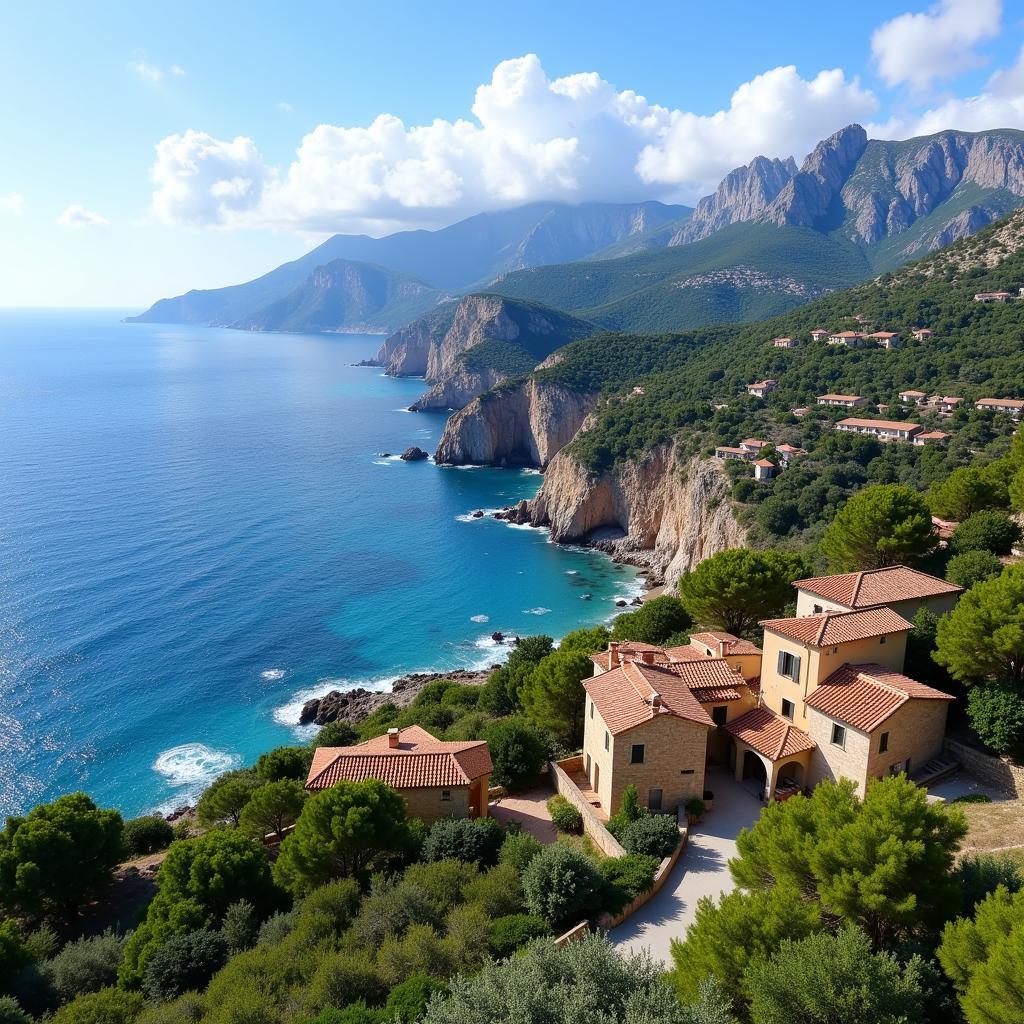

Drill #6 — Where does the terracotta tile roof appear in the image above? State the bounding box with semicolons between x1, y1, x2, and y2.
754;458;775;467
899;390;927;397
306;726;492;791
977;398;1024;409
662;643;707;662
818;393;865;402
589;642;672;671
915;431;950;440
836;417;922;432
660;658;746;691
805;663;954;732
760;606;913;647
724;706;816;760
689;631;762;656
690;684;745;703
793;565;960;609
584;661;714;735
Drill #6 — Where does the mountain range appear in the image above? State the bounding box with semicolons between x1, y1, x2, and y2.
129;125;1024;339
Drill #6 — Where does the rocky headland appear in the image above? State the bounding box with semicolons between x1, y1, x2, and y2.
298;668;496;726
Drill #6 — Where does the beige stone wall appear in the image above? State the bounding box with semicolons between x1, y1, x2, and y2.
582;697;616;810
806;710;871;793
864;700;948;782
807;698;949;796
608;714;709;814
402;785;470;823
795;592;850;616
944;738;1024;797
550;757;626;857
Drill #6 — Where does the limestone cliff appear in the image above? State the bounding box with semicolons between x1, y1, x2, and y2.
506;447;746;586
378;294;596;410
433;378;596;467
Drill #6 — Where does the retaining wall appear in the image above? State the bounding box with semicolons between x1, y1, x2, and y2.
549;757;626;857
597;824;688;929
944;738;1024;797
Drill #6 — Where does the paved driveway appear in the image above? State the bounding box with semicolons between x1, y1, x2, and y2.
489;784;558;842
611;770;764;965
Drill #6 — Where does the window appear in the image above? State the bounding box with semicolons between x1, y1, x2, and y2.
589;699;594;719
680;768;695;775
711;705;728;726
585;754;591;776
648;789;663;811
604;730;610;751
813;604;823;613
781;698;795;721
777;650;801;681
441;790;452;802
831;723;846;748
879;635;887;645
879;732;889;754
631;743;645;764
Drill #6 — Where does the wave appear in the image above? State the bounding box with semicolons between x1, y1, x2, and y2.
455;507;502;523
260;668;285;682
523;607;552;615
470;614;490;623
151;743;241;811
273;674;400;730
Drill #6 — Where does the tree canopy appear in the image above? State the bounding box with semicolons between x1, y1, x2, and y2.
273;780;413;894
608;596;692;645
935;564;1024;683
519;649;592;745
819;484;936;572
0;793;123;921
678;549;808;634
238;780;307;840
929;465;1009;521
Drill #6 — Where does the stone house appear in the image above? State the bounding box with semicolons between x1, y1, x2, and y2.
974;291;1013;302
834;417;922;442
810;328;829;341
828;331;865;347
579;566;959;810
869;331;902;348
817;394;869;408
913;430;950;446
306;725;492;823
793;565;962;619
898;390;927;405
747;379;778;398
976;398;1024;419
912;328;934;340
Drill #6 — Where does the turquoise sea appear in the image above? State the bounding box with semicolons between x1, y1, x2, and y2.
0;310;640;818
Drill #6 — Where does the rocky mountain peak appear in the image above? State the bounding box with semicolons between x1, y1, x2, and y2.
672;154;798;244
760;124;869;229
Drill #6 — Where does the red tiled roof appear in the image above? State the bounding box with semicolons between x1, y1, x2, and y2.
793;565;960;609
836;417;921;432
662;643;708;662
690;631;762;656
754;458;775;467
760;606;913;647
818;393;864;402
584;661;714;735
805;663;954;732
724;706;816;760
977;398;1024;408
306;726;492;791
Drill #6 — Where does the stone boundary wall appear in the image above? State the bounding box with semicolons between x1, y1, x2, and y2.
553;921;590;947
944;738;1024;797
549;757;627;857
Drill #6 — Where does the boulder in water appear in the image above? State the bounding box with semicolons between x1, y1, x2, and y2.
399;446;429;461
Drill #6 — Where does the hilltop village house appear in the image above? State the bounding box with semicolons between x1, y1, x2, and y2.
817;394;869;409
747;379;778;398
835;417;922;442
306;725;492;823
579;566;960;813
976;398;1024;419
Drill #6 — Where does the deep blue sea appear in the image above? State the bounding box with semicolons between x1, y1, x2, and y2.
0;310;639;818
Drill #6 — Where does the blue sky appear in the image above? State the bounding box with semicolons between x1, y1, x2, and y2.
2;0;1023;307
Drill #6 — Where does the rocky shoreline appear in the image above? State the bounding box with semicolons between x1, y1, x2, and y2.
298;667;497;726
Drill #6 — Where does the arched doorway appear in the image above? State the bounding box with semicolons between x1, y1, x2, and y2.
741;750;767;798
777;761;804;788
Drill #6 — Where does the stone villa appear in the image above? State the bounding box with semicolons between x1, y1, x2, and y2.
306;725;492;823
579;566;960;813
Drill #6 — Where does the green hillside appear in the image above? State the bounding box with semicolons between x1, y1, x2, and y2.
490;223;872;332
498;210;1024;546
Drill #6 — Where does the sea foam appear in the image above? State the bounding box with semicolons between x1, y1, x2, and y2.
151;743;241;810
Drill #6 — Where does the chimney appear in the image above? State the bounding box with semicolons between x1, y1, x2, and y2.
639;651;656;665
387;728;400;749
650;691;662;708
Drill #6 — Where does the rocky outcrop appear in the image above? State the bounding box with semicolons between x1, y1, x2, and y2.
298;669;494;726
672;156;797;244
505;448;746;587
434;378;596;467
410;365;508;411
378;294;595;410
399;447;429;461
760;125;869;230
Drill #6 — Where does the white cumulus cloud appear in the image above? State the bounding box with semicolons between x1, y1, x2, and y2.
636;66;877;193
871;0;1001;92
57;204;110;228
148;54;879;235
0;193;25;215
872;45;1024;138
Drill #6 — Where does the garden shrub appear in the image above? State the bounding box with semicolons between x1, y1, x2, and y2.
620;814;680;859
122;817;174;857
599;855;659;913
521;845;605;929
142;930;228;1003
488;915;551;957
384;974;447;1024
50;987;145;1024
303;952;387;1016
44;930;127;1003
498;832;542;873
546;796;583;835
421;817;504;867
